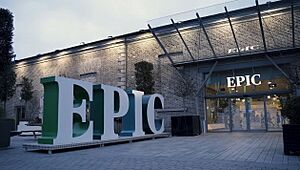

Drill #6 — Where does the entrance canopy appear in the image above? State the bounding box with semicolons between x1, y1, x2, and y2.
147;0;300;66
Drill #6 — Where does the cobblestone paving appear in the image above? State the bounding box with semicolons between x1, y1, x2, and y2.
0;132;300;170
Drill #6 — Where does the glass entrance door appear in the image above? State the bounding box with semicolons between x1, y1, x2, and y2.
206;95;287;132
207;96;267;132
231;98;247;131
230;97;266;131
249;97;266;130
206;98;231;132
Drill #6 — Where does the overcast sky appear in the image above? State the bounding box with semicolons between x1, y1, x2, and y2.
1;0;274;59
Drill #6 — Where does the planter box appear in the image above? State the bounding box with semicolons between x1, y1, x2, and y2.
171;116;201;136
282;124;300;155
0;119;15;147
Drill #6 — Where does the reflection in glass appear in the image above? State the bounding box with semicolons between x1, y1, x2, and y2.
267;95;287;131
249;97;265;130
206;98;230;132
206;95;287;132
231;98;247;130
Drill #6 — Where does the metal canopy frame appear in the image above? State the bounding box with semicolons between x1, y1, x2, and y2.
291;0;295;48
148;0;298;67
225;6;241;56
148;24;189;83
171;19;195;61
196;61;218;95
194;12;218;95
148;0;299;90
196;13;217;58
256;0;268;52
148;0;298;96
147;24;175;65
255;0;295;84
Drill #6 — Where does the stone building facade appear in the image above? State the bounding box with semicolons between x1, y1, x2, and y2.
6;0;300;132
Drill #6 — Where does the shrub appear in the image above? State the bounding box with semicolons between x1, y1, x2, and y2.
281;96;300;124
134;61;154;94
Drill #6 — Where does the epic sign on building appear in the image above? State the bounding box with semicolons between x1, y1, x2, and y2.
226;74;262;88
38;76;164;145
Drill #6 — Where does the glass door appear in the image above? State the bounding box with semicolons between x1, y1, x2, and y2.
231;98;248;131
206;95;288;132
206;98;231;132
231;97;266;131
249;97;266;130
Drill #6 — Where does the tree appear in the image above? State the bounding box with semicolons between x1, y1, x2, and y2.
20;77;34;118
0;8;16;116
134;61;155;94
174;77;196;108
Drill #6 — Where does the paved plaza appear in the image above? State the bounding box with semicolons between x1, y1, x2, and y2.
0;132;300;170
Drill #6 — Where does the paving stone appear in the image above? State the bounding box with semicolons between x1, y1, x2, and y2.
0;132;299;170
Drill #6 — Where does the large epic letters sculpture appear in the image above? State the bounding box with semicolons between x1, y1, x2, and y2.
100;84;129;140
38;77;94;145
120;90;145;137
38;76;165;145
142;94;164;134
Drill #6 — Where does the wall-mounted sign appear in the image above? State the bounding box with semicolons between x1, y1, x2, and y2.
226;74;261;88
228;45;260;54
38;76;164;145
